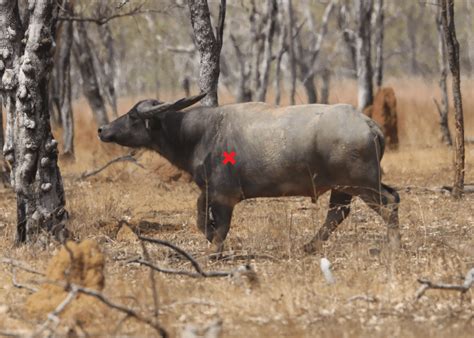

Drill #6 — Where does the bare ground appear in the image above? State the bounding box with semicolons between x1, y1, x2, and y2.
1;78;473;337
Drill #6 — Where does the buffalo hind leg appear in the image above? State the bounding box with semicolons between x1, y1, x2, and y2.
304;190;352;254
359;183;401;251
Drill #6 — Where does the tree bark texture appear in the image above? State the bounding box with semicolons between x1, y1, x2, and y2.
320;67;330;104
440;0;465;199
256;0;277;102
337;4;357;78
0;0;68;242
53;0;74;156
188;0;226;107
373;0;384;88
286;0;296;105
274;21;286;105
0;96;9;185
435;4;452;146
230;34;252;102
72;21;109;126
355;0;374;111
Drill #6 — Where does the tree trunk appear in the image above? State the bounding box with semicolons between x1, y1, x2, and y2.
286;0;297;105
303;73;317;104
0;97;9;186
229;34;252;102
373;0;384;88
256;0;278;102
72;21;109;126
274;22;287;105
54;0;74;157
435;4;452;146
355;0;374;111
406;7;420;76
188;0;226;107
337;4;357;78
320;67;330;104
99;23;118;117
0;0;68;243
440;0;465;199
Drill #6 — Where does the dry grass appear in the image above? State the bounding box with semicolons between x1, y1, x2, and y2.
0;78;473;337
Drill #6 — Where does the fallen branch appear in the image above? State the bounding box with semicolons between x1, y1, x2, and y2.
80;151;144;180
33;289;78;337
1;258;45;276
396;184;474;194
133;235;257;281
10;269;38;293
416;268;474;300
30;280;169;337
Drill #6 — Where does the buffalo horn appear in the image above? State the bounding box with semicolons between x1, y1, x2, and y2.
137;93;207;118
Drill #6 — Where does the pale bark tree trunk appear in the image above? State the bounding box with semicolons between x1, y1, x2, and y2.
0;0;68;243
440;0;465;199
54;0;74;157
274;22;287;105
286;0;296;105
230;34;252;102
337;3;357;78
295;0;335;104
355;0;374;111
188;0;226;107
72;21;109;126
406;6;421;76
98;0;118;117
435;4;452;146
373;0;384;88
256;0;277;102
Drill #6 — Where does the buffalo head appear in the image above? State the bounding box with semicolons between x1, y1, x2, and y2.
98;93;206;148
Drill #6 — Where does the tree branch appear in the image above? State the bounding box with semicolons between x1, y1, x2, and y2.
80;151;144;180
415;268;474;299
58;7;172;26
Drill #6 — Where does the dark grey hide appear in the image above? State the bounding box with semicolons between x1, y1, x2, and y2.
99;95;401;253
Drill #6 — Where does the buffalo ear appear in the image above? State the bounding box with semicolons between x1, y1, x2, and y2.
137;93;207;118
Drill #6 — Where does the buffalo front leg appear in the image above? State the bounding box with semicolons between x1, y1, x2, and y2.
208;202;234;255
304;190;352;254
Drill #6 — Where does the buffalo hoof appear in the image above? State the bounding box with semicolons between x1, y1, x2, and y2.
303;239;323;254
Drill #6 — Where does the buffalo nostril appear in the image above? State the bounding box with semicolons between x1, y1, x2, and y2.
98;127;102;134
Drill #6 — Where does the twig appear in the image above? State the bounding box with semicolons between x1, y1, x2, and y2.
33;289;78;337
37;281;169;337
141;241;160;320
128;257;229;278
347;295;378;303
138;235;211;277
415;268;474;300
10;268;38;293
0;330;23;337
80;152;144;180
133;235;257;280
58;7;173;26
1;258;45;276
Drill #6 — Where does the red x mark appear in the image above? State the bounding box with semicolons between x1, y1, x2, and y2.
222;151;236;165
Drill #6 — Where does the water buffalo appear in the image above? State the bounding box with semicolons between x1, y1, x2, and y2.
98;94;401;254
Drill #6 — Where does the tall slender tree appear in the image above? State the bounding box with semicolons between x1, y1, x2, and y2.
0;0;68;243
355;0;374;111
439;0;465;198
188;0;226;107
